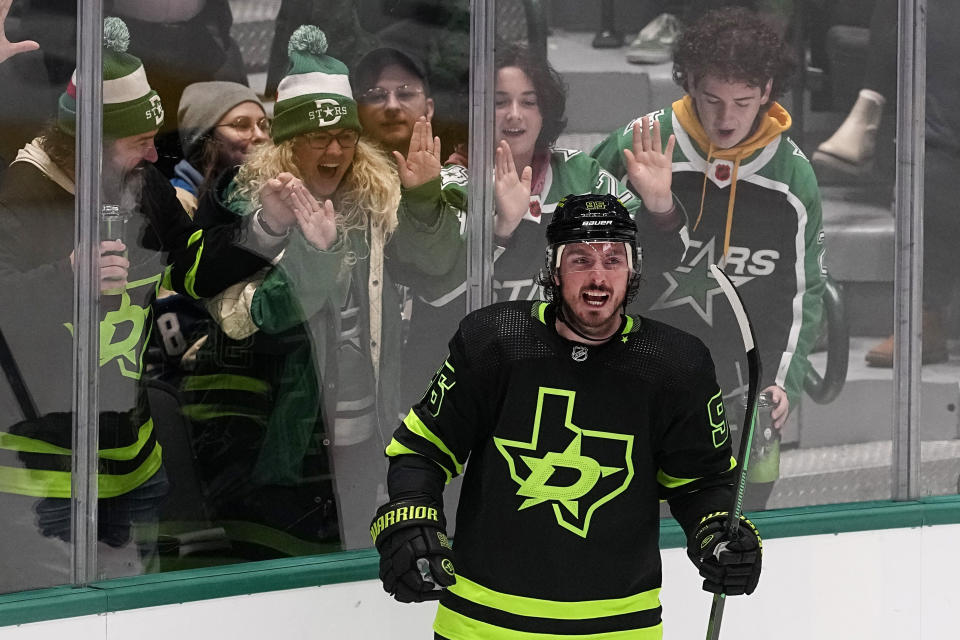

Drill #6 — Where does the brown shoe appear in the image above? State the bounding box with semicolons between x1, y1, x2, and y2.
865;334;894;367
865;311;949;367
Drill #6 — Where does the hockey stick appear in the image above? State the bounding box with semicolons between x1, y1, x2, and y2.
0;327;39;421
704;264;762;640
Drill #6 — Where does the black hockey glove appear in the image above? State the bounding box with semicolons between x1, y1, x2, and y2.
370;497;456;603
687;512;762;596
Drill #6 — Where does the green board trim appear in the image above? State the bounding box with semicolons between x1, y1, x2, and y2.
1;497;959;627
655;495;960;547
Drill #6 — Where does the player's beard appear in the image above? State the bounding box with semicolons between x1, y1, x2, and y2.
558;281;626;340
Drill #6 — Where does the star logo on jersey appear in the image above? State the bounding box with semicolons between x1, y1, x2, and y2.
494;387;634;538
100;274;161;379
68;273;161;380
650;238;753;326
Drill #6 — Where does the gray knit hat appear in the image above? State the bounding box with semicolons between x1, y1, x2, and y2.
178;81;264;157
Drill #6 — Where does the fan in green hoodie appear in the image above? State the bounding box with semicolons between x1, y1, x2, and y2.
591;7;826;510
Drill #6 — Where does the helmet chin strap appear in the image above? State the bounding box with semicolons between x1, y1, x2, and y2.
555;303;623;343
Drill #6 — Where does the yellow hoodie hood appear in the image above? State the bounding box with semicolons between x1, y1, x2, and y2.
672;95;791;263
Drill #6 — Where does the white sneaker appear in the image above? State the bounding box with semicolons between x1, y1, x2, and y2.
626;13;681;65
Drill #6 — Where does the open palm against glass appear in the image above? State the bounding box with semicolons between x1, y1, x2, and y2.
259;172;304;233
290;184;337;250
493;139;532;240
0;0;38;65
623;115;676;213
394;117;442;189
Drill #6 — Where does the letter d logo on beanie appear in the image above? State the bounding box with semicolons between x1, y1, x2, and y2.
271;25;360;144
58;17;164;139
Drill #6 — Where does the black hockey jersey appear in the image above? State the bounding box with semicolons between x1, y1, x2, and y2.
386;301;736;638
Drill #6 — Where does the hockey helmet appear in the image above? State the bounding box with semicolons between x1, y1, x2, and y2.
545;193;641;275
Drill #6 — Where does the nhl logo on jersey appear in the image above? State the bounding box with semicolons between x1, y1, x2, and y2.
528;199;542;218
571;345;588;362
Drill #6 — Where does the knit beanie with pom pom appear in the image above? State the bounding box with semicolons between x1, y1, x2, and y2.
58;16;164;138
271;25;360;144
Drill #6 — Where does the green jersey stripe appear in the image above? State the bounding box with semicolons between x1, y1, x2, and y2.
0;442;162;498
402;409;464;474
181;373;271;394
183;228;204;298
657;457;736;489
435;605;663;639
1;417;155;461
448;574;661;620
385;437;453;484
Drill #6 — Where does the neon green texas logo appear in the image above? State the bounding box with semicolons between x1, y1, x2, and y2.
494;387;634;538
64;274;159;381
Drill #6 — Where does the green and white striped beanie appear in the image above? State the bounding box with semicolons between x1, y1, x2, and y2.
271;26;360;144
58;17;164;139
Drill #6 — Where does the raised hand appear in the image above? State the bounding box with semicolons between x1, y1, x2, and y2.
258;172;301;233
0;0;39;65
622;115;676;213
493;139;532;241
393;117;442;189
291;185;338;251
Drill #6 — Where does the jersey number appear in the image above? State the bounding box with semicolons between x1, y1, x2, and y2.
708;390;728;448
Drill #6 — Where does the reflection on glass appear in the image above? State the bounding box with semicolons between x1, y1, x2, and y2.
0;96;79;588
0;3;78;589
543;1;954;511
93;15;278;583
0;5;313;591
758;1;900;508
0;0;951;603
913;0;960;499
585;8;824;511
790;0;959;506
148;2;472;568
0;15;182;592
157;22;459;557
397;43;642;410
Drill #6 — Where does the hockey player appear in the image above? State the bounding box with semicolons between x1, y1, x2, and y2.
390;42;686;409
370;193;762;639
591;7;826;508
